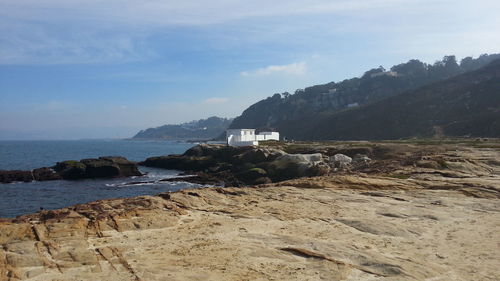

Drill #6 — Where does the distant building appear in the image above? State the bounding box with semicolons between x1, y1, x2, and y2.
226;129;279;146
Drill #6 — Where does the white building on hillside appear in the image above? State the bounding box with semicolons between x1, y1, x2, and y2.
226;129;279;146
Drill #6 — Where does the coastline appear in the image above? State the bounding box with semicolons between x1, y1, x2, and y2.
1;141;499;280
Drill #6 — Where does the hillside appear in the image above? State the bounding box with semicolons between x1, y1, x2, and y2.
227;54;500;140
133;116;232;140
300;59;500;140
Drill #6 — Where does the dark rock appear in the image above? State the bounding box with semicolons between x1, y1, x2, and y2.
233;148;286;164
144;145;332;186
416;160;441;169
159;172;224;185
141;155;217;171
54;157;141;180
305;162;331;177
53;160;88;180
0;170;33;183
237;168;268;184
253;177;272;185
327;147;373;157
32;167;61;181
81;158;121;178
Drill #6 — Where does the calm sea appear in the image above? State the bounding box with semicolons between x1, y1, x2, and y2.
0;139;198;218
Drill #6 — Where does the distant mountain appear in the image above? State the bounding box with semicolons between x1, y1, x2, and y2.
227;53;500;140
133;116;233;140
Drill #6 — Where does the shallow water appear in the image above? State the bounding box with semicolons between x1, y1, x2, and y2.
0;139;199;218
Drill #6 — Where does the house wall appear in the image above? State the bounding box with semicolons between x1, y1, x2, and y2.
227;129;279;146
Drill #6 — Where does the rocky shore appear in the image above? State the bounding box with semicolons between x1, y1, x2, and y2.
1;140;499;280
0;157;142;183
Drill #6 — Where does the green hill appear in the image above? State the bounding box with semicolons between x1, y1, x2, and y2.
227;54;500;140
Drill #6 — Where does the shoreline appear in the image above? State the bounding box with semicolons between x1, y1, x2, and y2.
1;140;499;280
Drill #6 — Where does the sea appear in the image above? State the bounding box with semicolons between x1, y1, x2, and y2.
0;139;200;218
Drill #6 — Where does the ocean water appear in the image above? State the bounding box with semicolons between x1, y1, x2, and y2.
0;139;200;218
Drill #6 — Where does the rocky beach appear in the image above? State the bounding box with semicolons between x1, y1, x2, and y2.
1;140;499;280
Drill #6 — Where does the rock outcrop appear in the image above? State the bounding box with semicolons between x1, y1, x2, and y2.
32;167;62;181
0;170;33;184
263;153;330;181
0;157;141;183
54;156;142;180
141;144;293;185
1;141;500;280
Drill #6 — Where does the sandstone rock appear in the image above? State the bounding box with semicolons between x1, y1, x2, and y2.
1;143;500;280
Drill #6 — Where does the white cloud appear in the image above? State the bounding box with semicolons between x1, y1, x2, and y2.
0;0;424;27
241;62;307;76
203;97;229;104
1;0;499;64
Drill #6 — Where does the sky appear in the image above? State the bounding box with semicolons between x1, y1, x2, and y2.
0;0;499;139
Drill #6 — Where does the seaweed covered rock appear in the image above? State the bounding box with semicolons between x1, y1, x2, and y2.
54;157;141;180
53;160;88;179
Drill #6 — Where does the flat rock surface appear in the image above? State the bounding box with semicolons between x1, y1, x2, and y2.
1;144;499;281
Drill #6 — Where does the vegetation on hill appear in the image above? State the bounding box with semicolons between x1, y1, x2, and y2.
301;59;500;139
133;116;233;140
227;54;500;140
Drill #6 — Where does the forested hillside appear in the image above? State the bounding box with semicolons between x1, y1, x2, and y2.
227;54;500;140
133;116;232;140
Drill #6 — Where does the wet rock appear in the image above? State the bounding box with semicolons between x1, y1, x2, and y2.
81;158;121;178
53;160;87;179
54;157;141;180
141;155;217;171
0;170;33;183
98;156;142;177
32;167;62;181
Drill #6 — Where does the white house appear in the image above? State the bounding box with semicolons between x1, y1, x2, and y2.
226;129;279;146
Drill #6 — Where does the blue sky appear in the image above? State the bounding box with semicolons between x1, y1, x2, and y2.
1;0;499;139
